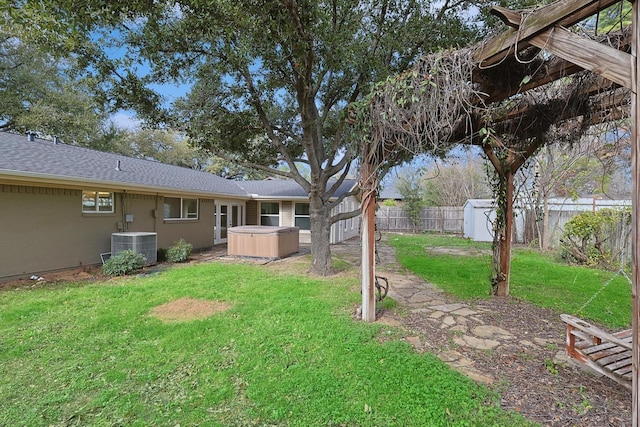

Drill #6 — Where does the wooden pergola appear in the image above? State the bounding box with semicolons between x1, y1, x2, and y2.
360;0;640;423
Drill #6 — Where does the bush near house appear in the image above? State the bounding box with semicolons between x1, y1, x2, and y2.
167;238;193;263
157;247;168;262
102;250;146;276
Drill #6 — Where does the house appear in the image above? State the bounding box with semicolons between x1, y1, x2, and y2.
238;179;360;244
378;185;403;206
0;132;360;281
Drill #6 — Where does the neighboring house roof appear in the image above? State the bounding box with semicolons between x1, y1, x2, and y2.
379;186;403;201
0;131;357;200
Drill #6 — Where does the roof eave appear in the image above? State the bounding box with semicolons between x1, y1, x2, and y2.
0;170;251;200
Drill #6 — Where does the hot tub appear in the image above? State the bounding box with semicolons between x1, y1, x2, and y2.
228;226;300;258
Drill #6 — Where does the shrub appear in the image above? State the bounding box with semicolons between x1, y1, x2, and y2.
559;207;631;269
102;250;146;276
167;239;193;263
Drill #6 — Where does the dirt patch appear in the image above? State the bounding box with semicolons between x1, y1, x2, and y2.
149;297;231;323
0;266;106;291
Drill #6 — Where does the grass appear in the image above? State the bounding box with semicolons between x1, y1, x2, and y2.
389;233;632;329
0;262;535;426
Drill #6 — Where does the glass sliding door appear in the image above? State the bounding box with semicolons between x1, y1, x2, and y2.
215;201;245;244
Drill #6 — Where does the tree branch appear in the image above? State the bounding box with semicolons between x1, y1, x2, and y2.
241;64;304;182
330;205;361;225
213;151;295;180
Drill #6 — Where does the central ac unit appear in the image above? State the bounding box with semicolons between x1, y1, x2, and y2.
111;232;158;265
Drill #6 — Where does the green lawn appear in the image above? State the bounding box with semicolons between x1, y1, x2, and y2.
0;262;534;426
389;234;632;329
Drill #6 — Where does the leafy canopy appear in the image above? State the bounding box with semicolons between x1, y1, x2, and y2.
0;21;108;146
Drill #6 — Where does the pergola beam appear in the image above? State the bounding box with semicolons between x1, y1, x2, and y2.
529;27;632;89
475;0;622;65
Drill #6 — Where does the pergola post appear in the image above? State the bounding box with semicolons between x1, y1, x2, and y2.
631;0;639;424
494;169;515;296
361;152;376;322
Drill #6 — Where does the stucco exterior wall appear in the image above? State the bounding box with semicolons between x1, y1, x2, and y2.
118;193;157;234
156;198;215;249
0;184;222;281
0;184;121;279
281;201;293;226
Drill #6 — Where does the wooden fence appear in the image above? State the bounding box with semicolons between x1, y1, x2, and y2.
375;206;463;233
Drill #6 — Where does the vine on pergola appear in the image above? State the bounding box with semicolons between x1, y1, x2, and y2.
347;46;481;183
348;26;630;296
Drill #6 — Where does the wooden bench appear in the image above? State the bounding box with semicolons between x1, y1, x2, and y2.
561;314;632;390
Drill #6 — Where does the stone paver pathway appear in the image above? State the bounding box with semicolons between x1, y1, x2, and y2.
381;270;499;383
329;236;569;384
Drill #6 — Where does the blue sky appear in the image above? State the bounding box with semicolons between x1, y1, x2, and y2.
109;81;191;130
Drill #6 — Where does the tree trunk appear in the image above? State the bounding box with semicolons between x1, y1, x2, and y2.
309;192;333;276
491;169;514;296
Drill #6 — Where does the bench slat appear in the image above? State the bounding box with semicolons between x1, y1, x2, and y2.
562;314;632;390
561;314;631;350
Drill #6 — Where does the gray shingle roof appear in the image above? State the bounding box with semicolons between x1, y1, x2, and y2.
0;131;247;196
0;132;358;200
379;186;403;200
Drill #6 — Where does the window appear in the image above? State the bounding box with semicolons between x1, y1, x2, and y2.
164;197;198;219
294;203;310;230
260;202;280;226
82;191;114;213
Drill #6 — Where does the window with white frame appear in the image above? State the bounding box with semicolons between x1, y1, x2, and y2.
260;202;280;226
294;203;310;230
164;197;198;219
82;191;114;213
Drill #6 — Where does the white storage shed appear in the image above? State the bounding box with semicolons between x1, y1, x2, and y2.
463;199;496;242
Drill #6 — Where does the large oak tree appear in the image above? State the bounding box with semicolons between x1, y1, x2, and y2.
9;0;479;275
